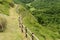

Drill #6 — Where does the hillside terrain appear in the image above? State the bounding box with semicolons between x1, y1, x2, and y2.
14;0;60;40
0;1;27;40
0;0;60;40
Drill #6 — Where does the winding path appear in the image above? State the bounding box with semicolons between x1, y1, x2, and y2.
0;4;27;40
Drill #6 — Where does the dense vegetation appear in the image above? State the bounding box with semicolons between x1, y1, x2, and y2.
0;0;13;15
14;0;60;40
31;0;60;33
0;0;60;40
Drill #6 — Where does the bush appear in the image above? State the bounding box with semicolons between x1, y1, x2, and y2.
9;2;14;8
0;14;7;32
20;0;34;4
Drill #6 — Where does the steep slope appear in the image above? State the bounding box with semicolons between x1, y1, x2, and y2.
22;11;60;40
12;0;60;40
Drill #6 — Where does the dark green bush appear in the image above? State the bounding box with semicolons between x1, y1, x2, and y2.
9;2;14;7
19;0;34;4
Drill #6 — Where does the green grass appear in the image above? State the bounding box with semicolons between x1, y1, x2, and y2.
0;2;10;15
17;5;60;40
22;12;60;40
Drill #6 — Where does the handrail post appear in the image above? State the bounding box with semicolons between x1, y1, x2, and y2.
25;27;27;38
19;16;21;28
31;33;34;40
21;25;23;33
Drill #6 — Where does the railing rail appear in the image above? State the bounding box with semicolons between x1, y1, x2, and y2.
18;16;39;40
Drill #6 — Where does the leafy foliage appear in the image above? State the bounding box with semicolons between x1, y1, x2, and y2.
13;0;21;4
0;0;13;15
10;0;60;40
31;0;60;9
19;0;34;4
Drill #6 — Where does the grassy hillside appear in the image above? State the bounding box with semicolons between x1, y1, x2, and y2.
0;0;60;40
22;11;60;40
12;0;60;40
15;4;60;40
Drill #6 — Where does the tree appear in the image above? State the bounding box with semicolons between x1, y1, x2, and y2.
14;0;34;4
20;0;34;4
